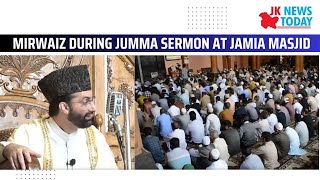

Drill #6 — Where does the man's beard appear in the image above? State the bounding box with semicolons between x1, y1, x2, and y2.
68;110;94;128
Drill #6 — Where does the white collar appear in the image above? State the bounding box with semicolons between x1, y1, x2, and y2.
48;118;79;142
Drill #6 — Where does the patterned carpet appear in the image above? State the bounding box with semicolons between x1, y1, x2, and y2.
228;135;319;169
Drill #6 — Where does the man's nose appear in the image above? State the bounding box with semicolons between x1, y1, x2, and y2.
88;101;96;112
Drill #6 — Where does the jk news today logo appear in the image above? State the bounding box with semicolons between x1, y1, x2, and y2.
259;6;313;29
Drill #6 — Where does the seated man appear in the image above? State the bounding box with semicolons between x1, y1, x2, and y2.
271;123;290;159
210;130;230;163
206;149;228;170
240;147;264;170
220;120;241;156
143;127;165;164
186;111;205;144
285;126;306;155
0;65;117;170
253;132;280;169
165;138;191;169
239;115;258;148
295;117;309;147
188;136;215;169
166;122;187;149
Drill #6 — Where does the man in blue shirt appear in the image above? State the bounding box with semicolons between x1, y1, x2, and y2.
157;109;173;138
143;127;165;164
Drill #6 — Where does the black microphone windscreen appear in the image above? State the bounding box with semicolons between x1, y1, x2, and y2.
70;159;76;166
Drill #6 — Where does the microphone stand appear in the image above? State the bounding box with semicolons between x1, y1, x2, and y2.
110;117;126;169
123;97;131;170
108;92;131;170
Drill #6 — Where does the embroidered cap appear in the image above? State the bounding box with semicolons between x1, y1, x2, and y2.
210;149;220;160
38;65;91;103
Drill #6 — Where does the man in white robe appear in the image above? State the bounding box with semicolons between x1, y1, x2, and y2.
0;65;118;170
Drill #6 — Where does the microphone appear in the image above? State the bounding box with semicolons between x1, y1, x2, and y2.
107;92;124;136
107;92;126;166
66;159;76;170
107;91;132;169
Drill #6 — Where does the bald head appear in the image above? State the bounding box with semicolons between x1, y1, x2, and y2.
210;130;219;142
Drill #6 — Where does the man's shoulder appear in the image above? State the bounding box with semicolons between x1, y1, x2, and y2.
18;117;49;129
86;125;106;140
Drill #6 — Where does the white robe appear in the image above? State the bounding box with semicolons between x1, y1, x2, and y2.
0;118;118;170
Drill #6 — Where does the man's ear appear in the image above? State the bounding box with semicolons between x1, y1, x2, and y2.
59;102;70;114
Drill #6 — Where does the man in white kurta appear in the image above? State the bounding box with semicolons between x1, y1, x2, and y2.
1;117;117;170
205;108;221;135
0;65;118;170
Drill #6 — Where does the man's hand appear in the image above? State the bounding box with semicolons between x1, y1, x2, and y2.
2;143;41;170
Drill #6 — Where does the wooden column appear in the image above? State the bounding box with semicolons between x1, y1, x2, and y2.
222;56;227;70
256;56;261;69
227;56;231;69
211;56;218;73
92;56;106;133
181;55;185;65
217;56;224;72
252;56;257;70
239;56;244;68
295;56;304;73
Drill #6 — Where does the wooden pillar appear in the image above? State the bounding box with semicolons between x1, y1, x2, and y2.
135;116;143;156
256;56;261;69
252;56;257;70
239;56;244;68
295;56;304;73
217;56;224;72
211;55;218;73
181;55;185;65
222;56;227;70
227;56;231;69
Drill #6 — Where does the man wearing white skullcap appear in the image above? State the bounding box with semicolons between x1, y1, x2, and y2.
206;149;228;170
249;77;256;90
210;130;230;162
266;93;275;113
188;136;215;169
274;104;287;128
298;84;308;98
205;108;221;135
271;123;290;159
283;97;295;122
151;101;162;126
